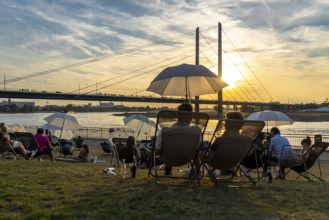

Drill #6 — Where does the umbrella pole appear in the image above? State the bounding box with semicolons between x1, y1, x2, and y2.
59;115;66;139
185;76;188;102
137;122;144;139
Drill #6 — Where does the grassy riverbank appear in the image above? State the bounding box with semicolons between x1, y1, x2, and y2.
1;159;329;219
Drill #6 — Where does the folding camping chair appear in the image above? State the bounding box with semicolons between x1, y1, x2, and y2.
204;119;265;186
100;141;120;166
285;142;329;182
148;110;209;184
14;132;39;151
14;132;39;159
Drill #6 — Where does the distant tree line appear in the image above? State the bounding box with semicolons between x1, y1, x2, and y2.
0;104;169;113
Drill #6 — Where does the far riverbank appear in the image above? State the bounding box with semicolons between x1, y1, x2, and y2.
113;111;329;122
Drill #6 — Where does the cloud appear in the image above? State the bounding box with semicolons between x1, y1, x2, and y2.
0;0;328;103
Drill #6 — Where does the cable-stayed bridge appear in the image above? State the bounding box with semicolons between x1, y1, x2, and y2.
0;24;277;108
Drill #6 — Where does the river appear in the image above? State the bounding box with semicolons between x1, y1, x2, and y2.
1;112;329;136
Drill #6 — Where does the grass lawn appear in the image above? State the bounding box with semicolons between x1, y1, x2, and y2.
1;159;329;220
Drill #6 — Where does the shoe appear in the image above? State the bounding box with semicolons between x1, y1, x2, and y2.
265;172;273;183
274;175;285;180
164;166;172;175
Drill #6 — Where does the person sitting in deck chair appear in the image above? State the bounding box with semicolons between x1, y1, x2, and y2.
155;103;202;175
34;128;55;162
205;111;245;176
0;125;29;159
119;136;141;164
296;136;313;161
263;127;295;179
45;129;58;147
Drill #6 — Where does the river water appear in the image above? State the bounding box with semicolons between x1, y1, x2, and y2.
1;112;328;136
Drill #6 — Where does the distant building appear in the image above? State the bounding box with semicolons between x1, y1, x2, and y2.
99;102;115;108
0;99;35;108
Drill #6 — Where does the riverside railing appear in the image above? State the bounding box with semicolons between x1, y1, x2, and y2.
24;126;329;146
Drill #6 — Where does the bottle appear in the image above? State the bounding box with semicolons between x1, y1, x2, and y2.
121;159;127;178
131;160;137;178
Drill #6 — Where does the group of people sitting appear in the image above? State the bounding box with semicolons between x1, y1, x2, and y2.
0;125;55;161
0;123;91;162
149;103;314;180
1;104;315;181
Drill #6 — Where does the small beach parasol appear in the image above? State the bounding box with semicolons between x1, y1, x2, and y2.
146;63;228;100
246;110;294;132
44;112;82;139
123;115;156;140
7;124;27;132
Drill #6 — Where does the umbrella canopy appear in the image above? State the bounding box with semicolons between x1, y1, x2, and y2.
146;63;228;100
7;124;27;132
246;110;294;131
123;115;156;140
44;112;82;139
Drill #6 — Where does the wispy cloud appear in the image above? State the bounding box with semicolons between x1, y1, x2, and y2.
0;0;328;103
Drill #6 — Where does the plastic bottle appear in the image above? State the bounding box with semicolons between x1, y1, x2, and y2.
121;159;127;178
131;160;137;178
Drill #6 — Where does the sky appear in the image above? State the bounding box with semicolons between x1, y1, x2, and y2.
0;0;328;106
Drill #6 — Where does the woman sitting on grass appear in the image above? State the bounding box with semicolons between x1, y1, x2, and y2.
77;144;90;162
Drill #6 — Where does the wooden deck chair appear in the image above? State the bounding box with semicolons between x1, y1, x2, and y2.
0;131;20;159
204;119;265;186
149;110;209;184
286;142;329;182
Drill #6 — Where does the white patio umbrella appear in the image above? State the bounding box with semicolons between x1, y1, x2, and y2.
146;63;228;100
44;112;82;139
246;110;294;131
123;115;156;140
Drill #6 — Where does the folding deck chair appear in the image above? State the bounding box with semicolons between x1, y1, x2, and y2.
14;132;39;152
285;142;329;182
111;138;128;166
0;132;20;159
149;110;209;184
204;119;265;186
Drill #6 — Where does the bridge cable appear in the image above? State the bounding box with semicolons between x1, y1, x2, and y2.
222;49;263;102
199;32;254;102
79;48;213;95
0;30;200;85
69;48;196;93
199;32;256;101
200;32;262;102
200;51;238;102
222;30;274;101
